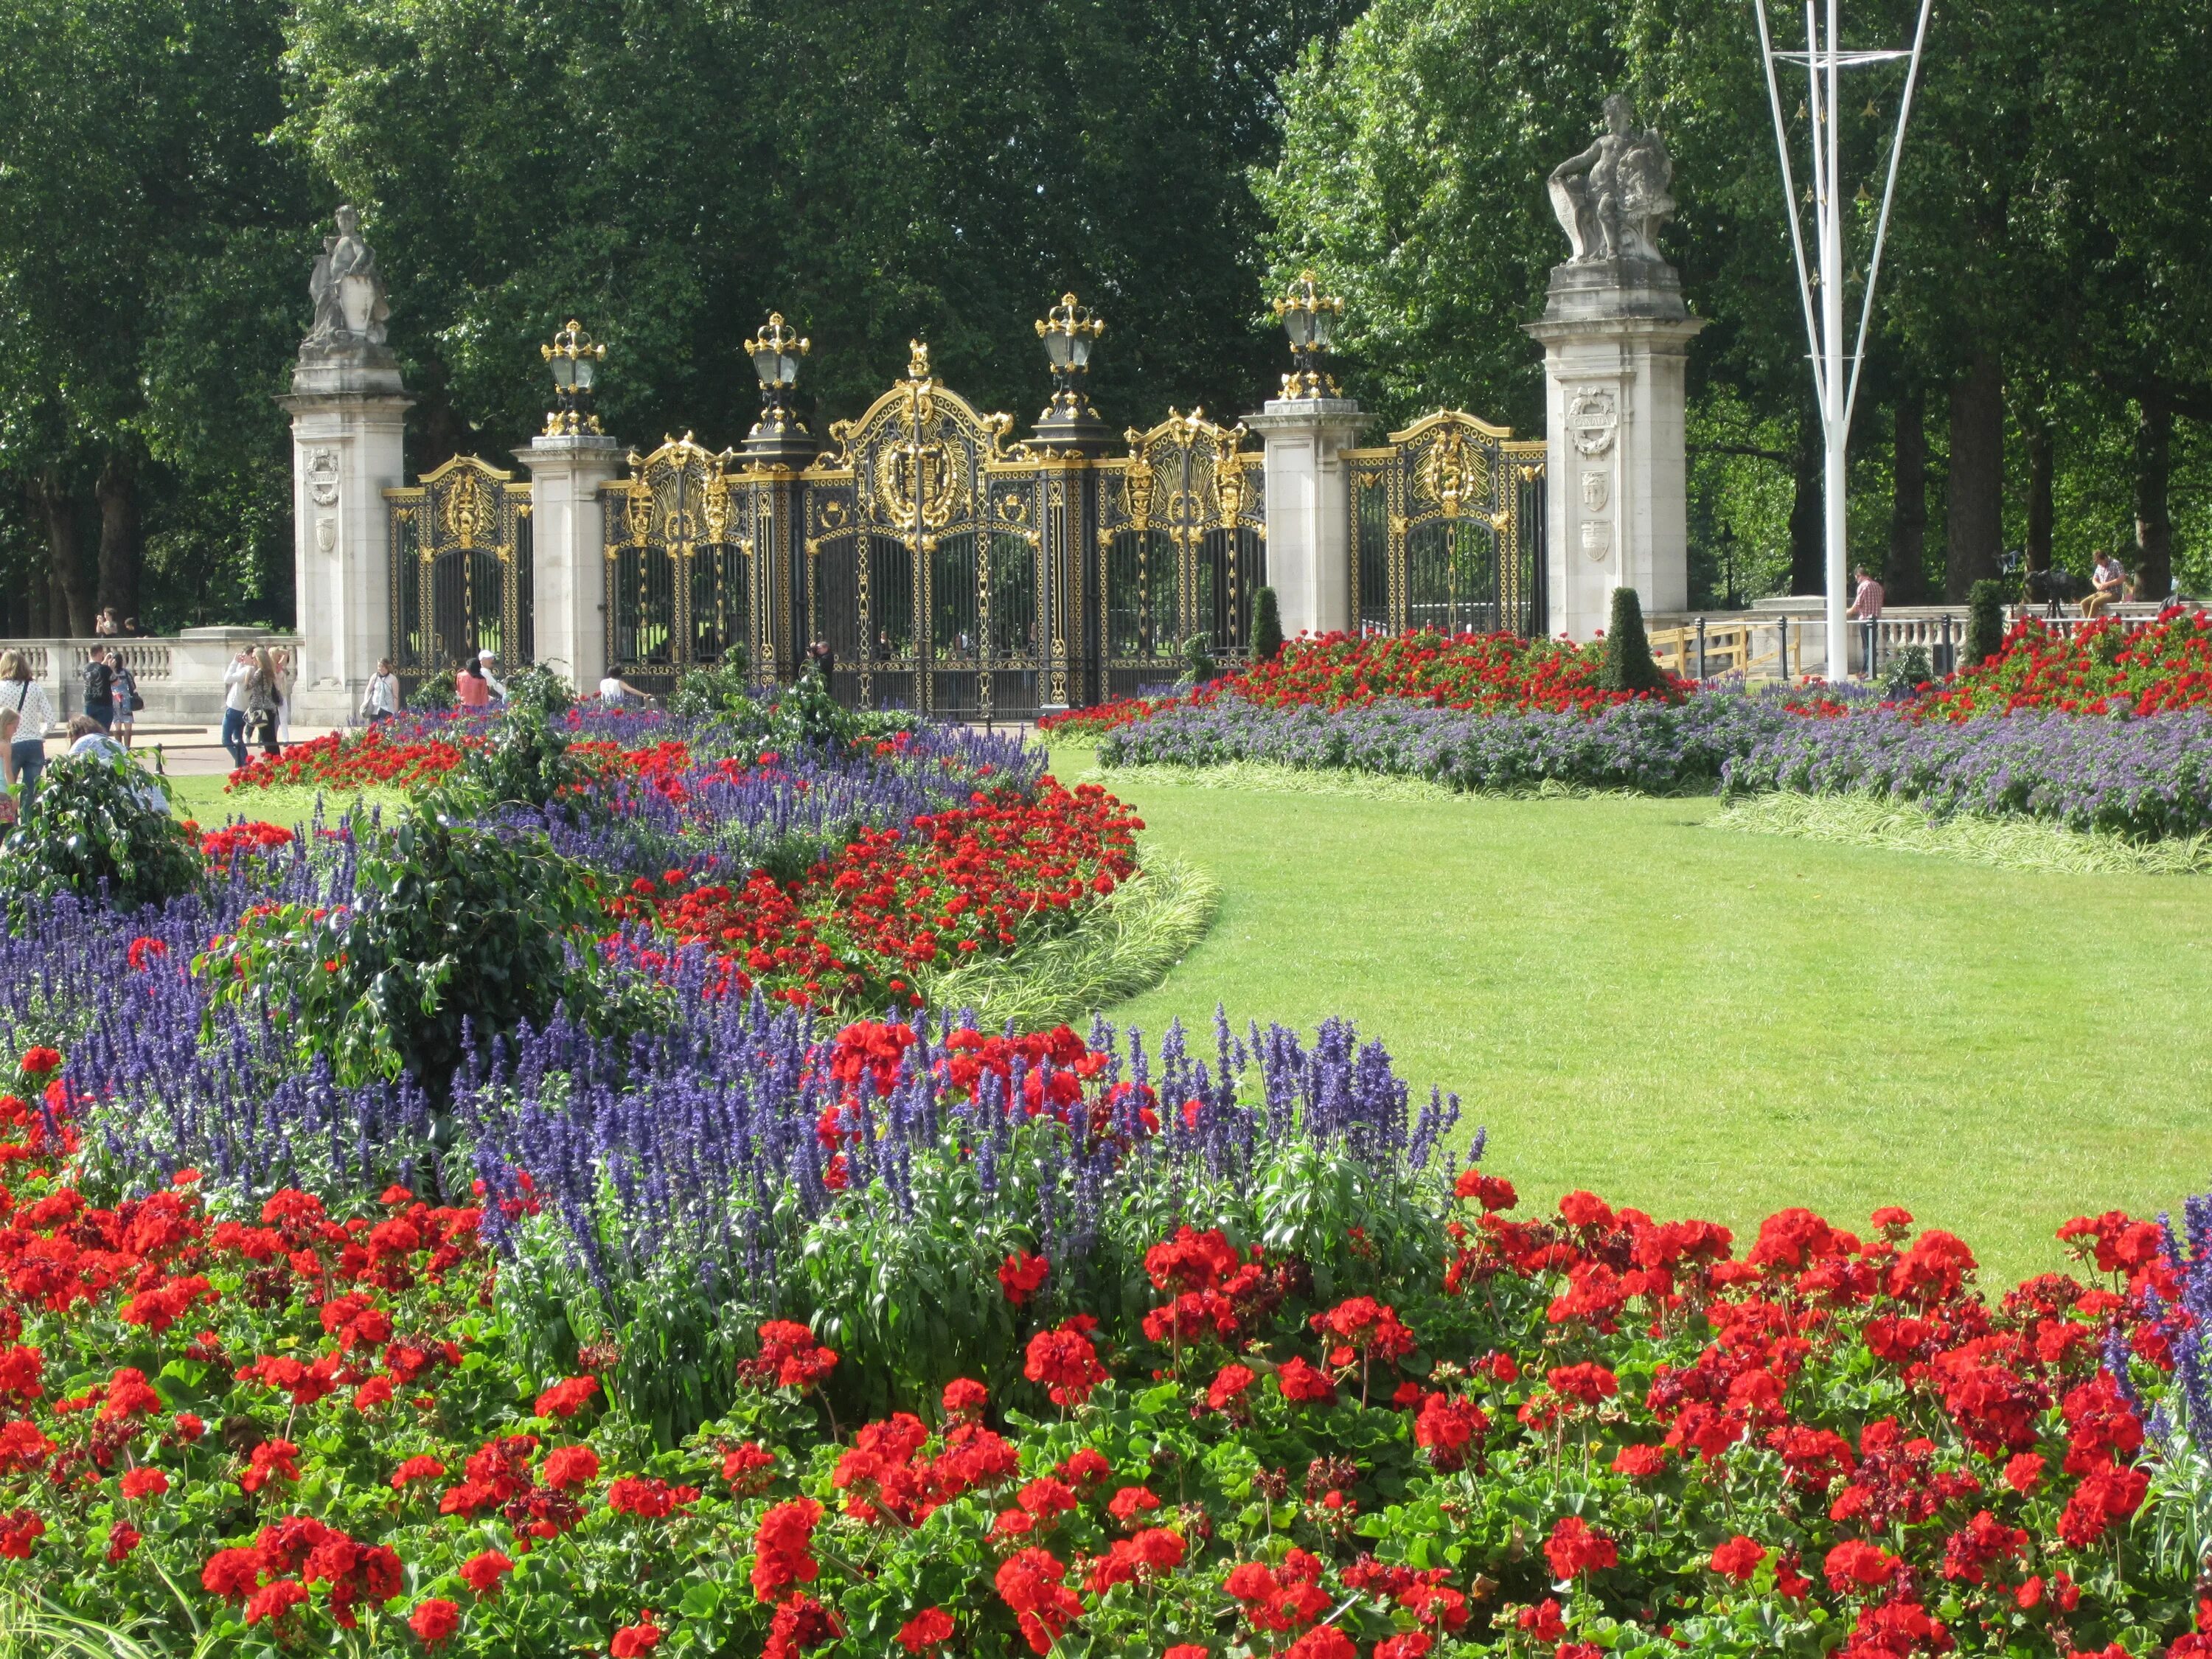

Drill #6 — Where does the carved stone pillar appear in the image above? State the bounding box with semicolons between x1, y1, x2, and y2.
275;208;410;726
521;433;624;692
1245;397;1364;639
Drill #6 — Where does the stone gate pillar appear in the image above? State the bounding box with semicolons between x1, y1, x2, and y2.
1245;395;1363;639
276;206;411;726
1522;97;1705;641
521;433;623;692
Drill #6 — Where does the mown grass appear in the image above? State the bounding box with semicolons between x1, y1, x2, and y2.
163;771;411;830
1056;740;2212;1285
1717;790;2212;877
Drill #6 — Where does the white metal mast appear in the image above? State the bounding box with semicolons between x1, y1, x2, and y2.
1753;0;1933;681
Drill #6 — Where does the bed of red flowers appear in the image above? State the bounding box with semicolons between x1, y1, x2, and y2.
1041;632;1691;738
226;726;473;793
1917;608;2212;720
608;779;1143;1008
4;1020;2206;1659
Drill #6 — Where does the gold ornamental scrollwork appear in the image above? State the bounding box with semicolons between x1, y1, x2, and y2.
1413;427;1488;521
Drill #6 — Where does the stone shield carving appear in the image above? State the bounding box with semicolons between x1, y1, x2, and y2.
315;515;338;556
1580;519;1611;560
305;447;342;507
1581;470;1610;513
1568;389;1618;458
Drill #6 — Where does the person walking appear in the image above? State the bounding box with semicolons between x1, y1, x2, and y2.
454;656;491;709
81;645;116;732
360;658;403;723
477;649;507;701
110;655;140;749
243;647;284;758
220;647;254;768
271;647;294;747
0;652;55;810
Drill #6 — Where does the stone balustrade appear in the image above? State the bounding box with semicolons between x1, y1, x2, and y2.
0;628;302;730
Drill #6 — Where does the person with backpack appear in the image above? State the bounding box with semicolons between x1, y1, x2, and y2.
81;646;116;732
111;655;141;749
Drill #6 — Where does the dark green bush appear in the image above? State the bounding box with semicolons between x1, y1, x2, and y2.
1251;585;1284;663
1176;633;1218;689
424;700;594;816
503;662;573;717
1598;586;1665;692
667;650;756;722
0;750;198;914
1881;644;1935;703
411;668;456;712
1964;578;2008;668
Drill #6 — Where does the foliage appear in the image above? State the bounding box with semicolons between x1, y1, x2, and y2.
422;702;597;818
1717;789;2212;878
1252;585;1285;663
1879;645;1935;704
1964;579;2008;668
1175;634;1218;690
0;751;196;914
411;669;457;712
1598;586;1663;694
501;662;574;717
667;650;756;722
7;1023;2212;1658
1921;607;2212;718
198;810;603;1093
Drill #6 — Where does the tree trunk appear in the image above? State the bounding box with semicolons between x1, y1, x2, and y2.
96;448;140;624
31;469;93;636
1885;388;1927;604
1945;347;2003;601
1788;418;1823;595
2133;390;2173;603
2024;415;2053;576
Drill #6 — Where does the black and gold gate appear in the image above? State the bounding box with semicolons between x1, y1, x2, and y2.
386;456;534;696
1347;411;1545;637
1093;411;1267;700
794;345;1052;718
601;435;757;700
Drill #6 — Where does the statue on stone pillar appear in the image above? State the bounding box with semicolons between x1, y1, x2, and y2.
1548;95;1677;266
303;206;392;355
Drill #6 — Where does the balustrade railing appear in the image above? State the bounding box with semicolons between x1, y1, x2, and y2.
1647;603;2166;684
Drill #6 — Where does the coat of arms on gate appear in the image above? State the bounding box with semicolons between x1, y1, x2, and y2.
1414;428;1487;518
440;468;492;550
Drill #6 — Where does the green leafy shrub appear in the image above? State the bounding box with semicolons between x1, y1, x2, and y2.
411;667;456;712
1598;585;1664;692
1880;643;1934;702
200;811;605;1095
1175;633;1217;689
423;700;595;816
1251;585;1284;662
668;650;757;721
1964;577;2007;667
502;661;573;716
0;750;197;914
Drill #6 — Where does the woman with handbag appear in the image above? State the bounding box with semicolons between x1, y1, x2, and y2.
111;656;139;749
244;647;284;758
0;652;55;809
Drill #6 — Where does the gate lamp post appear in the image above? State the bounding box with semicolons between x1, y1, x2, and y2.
1272;271;1344;399
742;312;819;465
1029;292;1113;455
540;319;605;436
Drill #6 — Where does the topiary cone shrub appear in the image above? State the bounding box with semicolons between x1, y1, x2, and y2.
1251;585;1284;663
1964;578;2008;668
1598;585;1664;692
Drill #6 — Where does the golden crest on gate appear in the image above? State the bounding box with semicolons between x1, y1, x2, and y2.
874;437;964;540
1414;428;1488;520
441;467;492;549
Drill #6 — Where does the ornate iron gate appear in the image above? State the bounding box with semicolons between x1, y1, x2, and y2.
1347;412;1545;638
602;435;754;700
386;456;533;696
1093;411;1267;700
794;345;1050;718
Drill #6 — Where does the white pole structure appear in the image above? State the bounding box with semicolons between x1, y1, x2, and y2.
1753;0;1932;681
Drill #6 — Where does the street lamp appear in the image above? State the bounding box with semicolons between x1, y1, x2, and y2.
741;312;818;464
1272;271;1345;399
1029;292;1112;454
540;320;606;436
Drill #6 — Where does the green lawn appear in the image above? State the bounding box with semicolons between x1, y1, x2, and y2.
1056;743;2212;1285
162;771;409;828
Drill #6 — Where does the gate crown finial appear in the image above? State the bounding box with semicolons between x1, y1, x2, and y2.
907;340;931;381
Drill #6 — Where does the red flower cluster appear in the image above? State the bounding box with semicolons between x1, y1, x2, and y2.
228;727;467;793
1043;628;1691;737
1920;607;2212;719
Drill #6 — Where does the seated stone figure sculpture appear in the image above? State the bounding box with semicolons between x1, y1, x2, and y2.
1548;94;1677;266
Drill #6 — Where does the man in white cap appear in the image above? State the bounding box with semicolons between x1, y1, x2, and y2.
477;649;508;702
